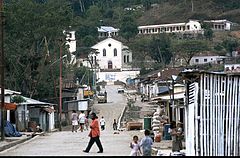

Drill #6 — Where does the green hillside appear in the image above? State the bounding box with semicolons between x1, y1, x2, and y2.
137;0;240;25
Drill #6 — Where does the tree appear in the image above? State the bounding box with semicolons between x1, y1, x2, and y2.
172;40;209;65
149;34;172;67
4;0;72;100
202;23;213;40
222;39;239;55
129;36;152;69
119;14;138;41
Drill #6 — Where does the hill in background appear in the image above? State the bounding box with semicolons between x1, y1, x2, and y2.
137;0;240;25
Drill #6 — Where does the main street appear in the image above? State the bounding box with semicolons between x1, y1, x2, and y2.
0;85;147;156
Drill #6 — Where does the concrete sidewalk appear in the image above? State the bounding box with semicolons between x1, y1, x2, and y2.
0;130;51;152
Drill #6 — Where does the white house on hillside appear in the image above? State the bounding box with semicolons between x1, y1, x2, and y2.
138;19;233;35
98;26;119;38
189;51;228;65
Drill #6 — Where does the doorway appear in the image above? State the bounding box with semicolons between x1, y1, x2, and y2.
108;61;112;69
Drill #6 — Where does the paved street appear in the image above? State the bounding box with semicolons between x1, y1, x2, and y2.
0;85;175;156
0;85;142;156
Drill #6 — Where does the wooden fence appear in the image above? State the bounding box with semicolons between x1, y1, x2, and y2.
183;71;240;156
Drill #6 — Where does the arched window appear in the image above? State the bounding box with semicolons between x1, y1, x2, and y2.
108;61;112;69
127;55;129;63
94;56;97;65
124;55;126;63
114;48;117;56
103;48;106;56
91;56;93;64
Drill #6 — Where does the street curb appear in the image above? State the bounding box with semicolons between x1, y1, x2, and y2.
0;136;32;152
117;104;127;129
0;132;46;153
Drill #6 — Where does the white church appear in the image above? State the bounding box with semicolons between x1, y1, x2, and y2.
64;30;140;84
89;37;140;84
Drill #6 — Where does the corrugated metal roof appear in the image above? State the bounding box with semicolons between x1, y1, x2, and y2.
19;96;54;106
98;26;119;32
0;88;21;95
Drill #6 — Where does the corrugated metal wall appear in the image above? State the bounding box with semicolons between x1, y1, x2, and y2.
185;73;240;156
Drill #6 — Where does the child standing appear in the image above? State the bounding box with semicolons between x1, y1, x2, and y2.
78;111;86;132
100;116;106;131
71;110;78;133
140;129;153;156
129;135;142;156
113;119;117;130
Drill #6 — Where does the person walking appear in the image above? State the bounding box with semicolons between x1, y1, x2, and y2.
83;112;103;153
78;111;86;132
71;110;78;133
100;116;106;131
129;135;142;156
113;119;117;130
139;129;153;156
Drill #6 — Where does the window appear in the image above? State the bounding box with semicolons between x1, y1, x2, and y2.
127;55;129;63
114;48;117;56
195;59;199;63
124;55;126;63
94;56;97;65
204;59;207;62
103;48;106;56
91;56;93;64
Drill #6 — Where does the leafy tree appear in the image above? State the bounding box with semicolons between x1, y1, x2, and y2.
149;34;172;67
11;95;26;103
172;40;209;65
222;39;239;55
74;66;93;87
142;0;151;10
129;36;152;69
202;23;213;40
119;14;138;41
82;35;97;47
4;0;72;100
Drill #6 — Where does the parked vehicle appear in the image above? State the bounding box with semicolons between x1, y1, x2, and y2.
117;88;124;93
97;92;107;103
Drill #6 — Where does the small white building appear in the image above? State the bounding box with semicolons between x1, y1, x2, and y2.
203;19;232;31
17;96;55;132
190;51;228;65
98;26;119;38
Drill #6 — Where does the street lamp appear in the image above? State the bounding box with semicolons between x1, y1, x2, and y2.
171;75;178;123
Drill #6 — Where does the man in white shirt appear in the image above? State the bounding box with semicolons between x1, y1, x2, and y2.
99;116;106;131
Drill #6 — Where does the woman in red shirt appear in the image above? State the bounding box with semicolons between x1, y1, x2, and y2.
83;112;103;153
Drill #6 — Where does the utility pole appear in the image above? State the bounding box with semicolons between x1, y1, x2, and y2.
0;0;5;141
59;39;63;131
